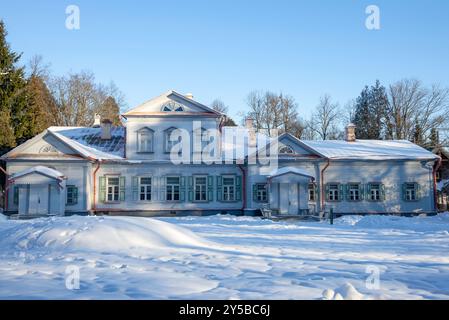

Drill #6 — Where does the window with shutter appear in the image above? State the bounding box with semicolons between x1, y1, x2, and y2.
66;185;78;205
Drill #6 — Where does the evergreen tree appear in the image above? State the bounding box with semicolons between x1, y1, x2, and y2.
24;75;58;135
413;120;424;146
0;20;28;149
430;128;439;148
352;80;388;139
96;96;121;126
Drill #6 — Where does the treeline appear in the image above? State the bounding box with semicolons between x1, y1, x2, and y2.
0;20;124;154
243;79;449;148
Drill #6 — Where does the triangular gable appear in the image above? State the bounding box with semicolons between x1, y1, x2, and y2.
1;130;86;160
123;90;222;117
278;133;321;156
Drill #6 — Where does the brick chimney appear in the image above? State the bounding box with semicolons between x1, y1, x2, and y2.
101;119;112;140
345;123;356;142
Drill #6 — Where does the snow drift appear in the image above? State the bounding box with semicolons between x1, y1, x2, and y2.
0;216;215;253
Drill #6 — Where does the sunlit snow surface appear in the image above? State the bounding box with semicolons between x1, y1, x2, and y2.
0;213;449;300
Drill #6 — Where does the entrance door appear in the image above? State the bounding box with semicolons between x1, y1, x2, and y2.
288;183;299;215
28;185;49;215
279;183;299;215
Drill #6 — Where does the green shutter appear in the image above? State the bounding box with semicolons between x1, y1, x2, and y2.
74;186;79;204
188;176;193;202
160;177;166;201
359;184;364;201
402;183;407;201
366;183;371;201
339;184;344;202
236;176;242;201
253;184;258;201
180;176;186;201
416;183;421;200
132;177;139;201
217;176;223;201
13;186;19;205
380;184;385;201
345;184;350;201
99;176;106;202
119;176;126;201
325;184;330;201
207;176;214;202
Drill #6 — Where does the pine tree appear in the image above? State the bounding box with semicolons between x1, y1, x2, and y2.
0;20;28;149
352;80;388;139
24;75;58;135
413;120;424;146
96;96;121;126
430;128;439;149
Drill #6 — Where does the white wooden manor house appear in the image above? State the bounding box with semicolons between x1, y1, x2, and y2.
1;91;440;217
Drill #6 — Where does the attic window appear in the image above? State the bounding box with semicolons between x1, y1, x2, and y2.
279;145;294;154
161;102;184;112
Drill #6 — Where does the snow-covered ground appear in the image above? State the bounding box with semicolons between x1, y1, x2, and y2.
0;213;449;299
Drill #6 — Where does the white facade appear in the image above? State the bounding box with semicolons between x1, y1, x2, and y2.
1;90;440;217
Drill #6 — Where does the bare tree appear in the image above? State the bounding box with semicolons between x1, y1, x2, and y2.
49;71;126;127
386;79;449;145
245;90;300;137
210;99;228;114
309;94;341;140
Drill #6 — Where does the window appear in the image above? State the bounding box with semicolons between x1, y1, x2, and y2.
139;177;152;201
137;128;153;153
223;176;236;201
107;177;120;202
253;183;268;202
66;185;78;205
161;102;184;112
279;145;294;154
165;128;180;153
327;183;340;201
194;176;207;201
368;183;382;201
348;183;361;201
166;176;180;201
308;183;316;201
404;183;419;201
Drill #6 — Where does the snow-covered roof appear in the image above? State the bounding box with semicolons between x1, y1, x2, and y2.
9;166;66;181
48;127;125;160
300;139;439;160
269;167;315;180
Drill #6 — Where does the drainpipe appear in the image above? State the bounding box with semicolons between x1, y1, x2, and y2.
237;164;247;213
433;157;442;212
0;166;8;211
92;160;102;213
320;159;330;210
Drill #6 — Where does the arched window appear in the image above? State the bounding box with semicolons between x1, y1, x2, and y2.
137;127;154;153
279;145;294;154
161;101;184;112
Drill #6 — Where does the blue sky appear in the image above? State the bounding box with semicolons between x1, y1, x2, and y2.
1;0;449;121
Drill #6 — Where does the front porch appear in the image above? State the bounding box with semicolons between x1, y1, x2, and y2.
264;167;317;217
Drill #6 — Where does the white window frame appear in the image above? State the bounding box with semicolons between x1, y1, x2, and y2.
194;175;208;202
139;176;152;201
165;128;179;153
405;183;417;201
328;183;340;202
255;183;268;202
348;183;361;201
106;176;120;202
166;176;181;202
369;183;381;201
222;175;236;202
137;129;153;153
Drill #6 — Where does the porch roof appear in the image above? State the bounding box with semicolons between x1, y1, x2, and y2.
268;167;315;181
9;166;66;182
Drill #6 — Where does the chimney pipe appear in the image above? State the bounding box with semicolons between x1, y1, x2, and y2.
185;93;194;100
93;114;101;128
101;119;112;140
345;123;356;142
